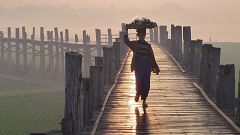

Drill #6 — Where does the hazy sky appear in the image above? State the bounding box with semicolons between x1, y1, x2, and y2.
0;0;240;42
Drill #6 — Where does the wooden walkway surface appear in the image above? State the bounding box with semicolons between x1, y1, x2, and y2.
95;44;239;134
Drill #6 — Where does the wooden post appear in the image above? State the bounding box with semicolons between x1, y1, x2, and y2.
113;42;121;70
65;29;69;42
55;27;60;73
175;26;183;61
209;47;221;98
191;40;202;77
63;52;83;135
82;78;92;126
83;30;91;78
200;45;221;96
119;31;127;60
149;28;153;42
0;32;4;66
40;27;45;74
109;47;115;83
239;70;240;99
166;39;173;53
159;26;167;48
121;23;125;32
216;64;235;115
90;65;104;109
48;31;54;73
183;26;191;65
171;25;177;58
107;28;112;45
7;27;12;69
60;31;64;73
22;29;28;73
103;47;111;85
75;34;78;43
31;27;36;72
200;44;213;84
95;29;102;56
95;57;103;66
236;70;240;125
153;27;159;43
15;28;20;72
65;29;70;52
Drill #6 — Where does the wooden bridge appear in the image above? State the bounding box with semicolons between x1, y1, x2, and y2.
2;24;236;135
90;44;239;135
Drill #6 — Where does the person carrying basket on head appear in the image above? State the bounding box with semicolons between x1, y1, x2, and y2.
124;17;160;107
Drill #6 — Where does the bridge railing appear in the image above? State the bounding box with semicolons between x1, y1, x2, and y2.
61;29;128;135
156;24;240;126
0;27;120;79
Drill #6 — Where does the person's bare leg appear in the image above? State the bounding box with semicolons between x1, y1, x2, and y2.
142;99;148;107
134;94;140;102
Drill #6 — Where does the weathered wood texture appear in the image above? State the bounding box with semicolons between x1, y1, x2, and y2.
183;26;191;65
217;64;235;115
159;26;168;48
95;44;239;134
63;52;83;135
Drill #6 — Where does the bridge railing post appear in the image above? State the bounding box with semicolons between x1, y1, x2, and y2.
0;31;4;69
82;78;92;126
216;64;235;115
31;27;36;73
62;52;83;135
191;39;202;77
40;27;45;75
103;47;111;86
54;27;60;74
107;28;112;45
15;28;20;73
60;31;65;74
199;44;221;98
22;27;28;74
183;26;191;65
236;70;240;125
159;26;168;48
7;27;12;70
95;29;102;56
113;41;121;70
83;30;91;78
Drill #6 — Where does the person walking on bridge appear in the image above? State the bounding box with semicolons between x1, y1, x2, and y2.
124;26;160;107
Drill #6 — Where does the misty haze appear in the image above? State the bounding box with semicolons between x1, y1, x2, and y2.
0;0;240;135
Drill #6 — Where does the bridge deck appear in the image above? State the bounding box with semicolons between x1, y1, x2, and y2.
95;44;239;134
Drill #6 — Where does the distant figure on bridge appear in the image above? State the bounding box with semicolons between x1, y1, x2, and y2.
124;26;160;107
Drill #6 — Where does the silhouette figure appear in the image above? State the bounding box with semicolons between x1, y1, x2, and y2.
124;26;160;107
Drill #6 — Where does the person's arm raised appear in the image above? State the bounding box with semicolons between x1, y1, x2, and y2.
124;25;135;51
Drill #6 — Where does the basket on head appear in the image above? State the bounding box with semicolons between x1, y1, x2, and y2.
126;17;157;29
